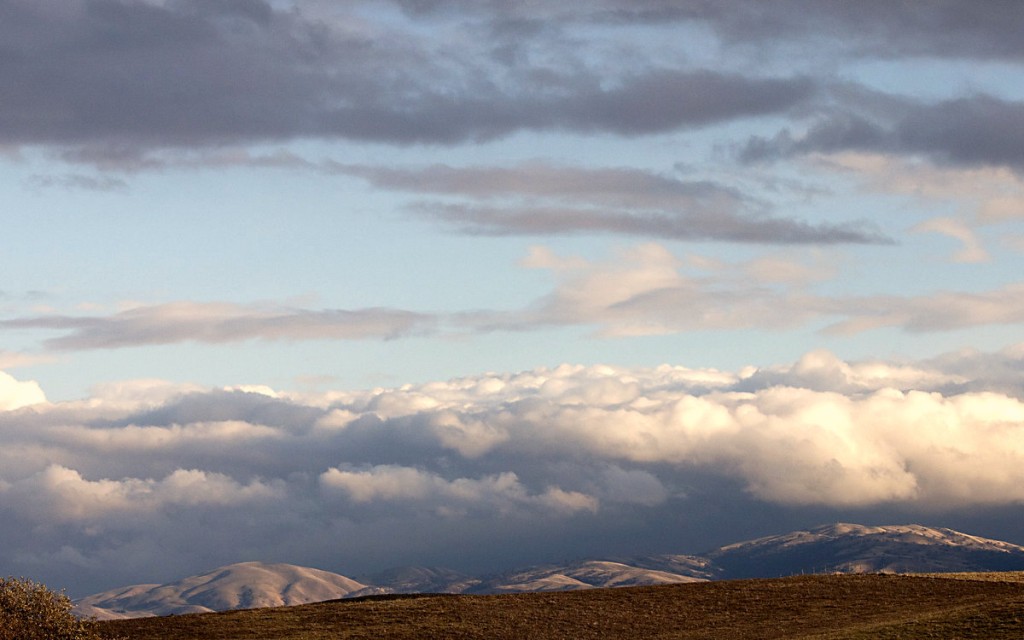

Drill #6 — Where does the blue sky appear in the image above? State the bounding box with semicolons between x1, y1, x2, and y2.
3;0;1024;596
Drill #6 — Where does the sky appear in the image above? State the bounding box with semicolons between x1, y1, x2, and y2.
3;0;1024;597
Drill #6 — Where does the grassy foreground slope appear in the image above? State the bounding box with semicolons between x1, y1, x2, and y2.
98;574;1024;640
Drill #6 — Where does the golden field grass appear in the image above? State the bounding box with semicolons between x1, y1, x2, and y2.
96;573;1024;639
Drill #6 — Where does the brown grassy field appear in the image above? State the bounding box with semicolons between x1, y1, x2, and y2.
96;573;1024;640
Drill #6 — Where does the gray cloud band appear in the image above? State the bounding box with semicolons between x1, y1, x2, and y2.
0;2;811;150
741;95;1024;171
334;163;891;245
391;0;1024;61
5;1;1021;173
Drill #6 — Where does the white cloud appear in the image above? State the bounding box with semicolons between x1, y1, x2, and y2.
320;465;597;515
2;466;285;523
428;410;510;458
0;370;46;411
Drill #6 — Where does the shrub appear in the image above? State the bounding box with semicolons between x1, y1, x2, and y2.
0;576;108;640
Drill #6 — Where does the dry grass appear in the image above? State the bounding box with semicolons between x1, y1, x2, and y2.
96;573;1024;640
918;570;1024;583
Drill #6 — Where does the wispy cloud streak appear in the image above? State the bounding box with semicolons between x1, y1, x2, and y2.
1;302;434;350
335;163;891;245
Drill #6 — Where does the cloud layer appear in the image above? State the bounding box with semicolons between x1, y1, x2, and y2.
3;346;1024;594
7;243;1024;352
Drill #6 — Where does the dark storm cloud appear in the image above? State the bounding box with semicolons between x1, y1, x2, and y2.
741;94;1024;171
422;0;1024;61
898;97;1024;168
334;163;891;245
4;0;1019;166
686;0;1024;60
0;0;813;154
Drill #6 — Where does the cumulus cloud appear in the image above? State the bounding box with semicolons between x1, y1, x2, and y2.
0;370;46;410
3;347;1024;594
736;349;965;395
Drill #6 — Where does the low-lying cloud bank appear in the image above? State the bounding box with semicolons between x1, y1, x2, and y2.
3;345;1024;594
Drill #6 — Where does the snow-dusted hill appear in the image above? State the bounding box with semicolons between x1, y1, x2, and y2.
355;566;482;595
73;562;367;620
75;523;1024;619
470;560;709;594
623;553;722;580
705;523;1024;578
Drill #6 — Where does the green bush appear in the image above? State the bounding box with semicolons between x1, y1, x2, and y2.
0;576;109;640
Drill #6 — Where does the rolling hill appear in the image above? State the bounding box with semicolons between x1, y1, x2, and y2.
75;522;1024;620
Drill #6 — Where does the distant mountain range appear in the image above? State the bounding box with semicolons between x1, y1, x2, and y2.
75;523;1024;620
